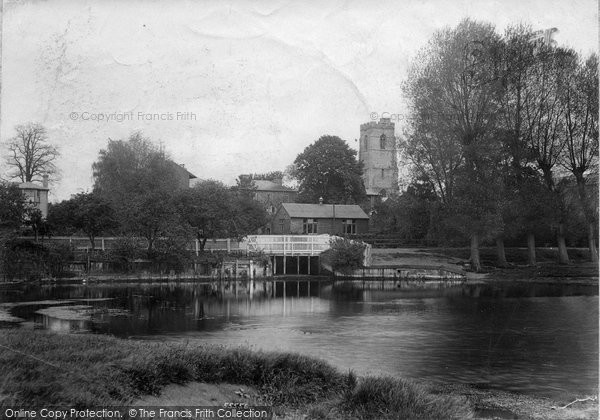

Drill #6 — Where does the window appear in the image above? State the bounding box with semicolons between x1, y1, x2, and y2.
303;218;318;234
279;219;285;233
343;219;357;235
380;134;386;149
282;193;289;202
381;168;385;178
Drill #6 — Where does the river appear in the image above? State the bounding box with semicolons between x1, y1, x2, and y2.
0;279;597;400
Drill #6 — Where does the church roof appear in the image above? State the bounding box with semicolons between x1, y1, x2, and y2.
280;203;369;219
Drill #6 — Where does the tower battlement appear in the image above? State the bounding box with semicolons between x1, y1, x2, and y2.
360;118;394;130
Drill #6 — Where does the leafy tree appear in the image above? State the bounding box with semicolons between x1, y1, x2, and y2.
0;183;27;279
48;192;117;250
251;171;284;181
0;182;26;230
234;174;257;200
23;207;44;242
5;123;59;182
175;180;267;250
371;177;437;241
403;19;505;271
47;200;78;237
92;132;183;254
293;135;366;204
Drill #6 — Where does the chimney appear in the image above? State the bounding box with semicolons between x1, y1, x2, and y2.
319;197;323;205
42;175;49;188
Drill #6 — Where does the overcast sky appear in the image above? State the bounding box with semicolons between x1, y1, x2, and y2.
1;0;597;201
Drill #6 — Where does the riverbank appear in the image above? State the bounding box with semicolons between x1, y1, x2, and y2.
370;247;599;284
0;329;471;419
0;330;596;419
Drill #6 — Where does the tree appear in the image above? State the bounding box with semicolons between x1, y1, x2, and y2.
560;53;599;262
175;180;267;251
523;46;577;264
48;193;117;250
92;132;183;254
5;123;59;182
293;135;366;204
0;182;27;279
251;171;284;181
234;174;257;200
371;177;437;241
0;182;26;230
497;24;542;266
403;19;505;271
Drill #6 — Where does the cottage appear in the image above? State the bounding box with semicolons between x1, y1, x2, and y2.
18;175;50;218
272;202;369;235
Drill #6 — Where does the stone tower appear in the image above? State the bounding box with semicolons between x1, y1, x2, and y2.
359;117;398;198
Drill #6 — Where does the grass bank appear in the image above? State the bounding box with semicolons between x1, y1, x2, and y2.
0;329;472;419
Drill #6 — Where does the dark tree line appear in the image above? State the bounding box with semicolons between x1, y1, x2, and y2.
46;132;267;258
398;19;598;270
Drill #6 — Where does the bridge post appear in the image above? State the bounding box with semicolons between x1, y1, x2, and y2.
307;255;311;275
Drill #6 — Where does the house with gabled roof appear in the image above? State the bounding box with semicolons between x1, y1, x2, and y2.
254;179;297;213
272;200;369;235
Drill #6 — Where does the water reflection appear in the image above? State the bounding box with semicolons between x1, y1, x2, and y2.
0;279;597;399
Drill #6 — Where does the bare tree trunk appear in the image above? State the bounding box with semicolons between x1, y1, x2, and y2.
588;222;598;263
496;237;507;267
556;223;570;264
527;232;536;266
470;233;481;272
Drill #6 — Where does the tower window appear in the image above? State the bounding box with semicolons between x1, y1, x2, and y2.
380;134;386;149
381;169;385;178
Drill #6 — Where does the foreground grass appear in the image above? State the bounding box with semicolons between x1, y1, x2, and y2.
0;329;472;419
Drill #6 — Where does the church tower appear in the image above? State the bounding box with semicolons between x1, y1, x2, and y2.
359;117;398;201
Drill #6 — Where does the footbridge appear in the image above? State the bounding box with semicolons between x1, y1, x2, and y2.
242;235;371;275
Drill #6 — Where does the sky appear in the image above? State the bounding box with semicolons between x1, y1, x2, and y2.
1;0;597;201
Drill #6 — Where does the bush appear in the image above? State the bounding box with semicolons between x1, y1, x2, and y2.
340;376;473;419
0;239;72;280
107;236;146;272
322;238;366;274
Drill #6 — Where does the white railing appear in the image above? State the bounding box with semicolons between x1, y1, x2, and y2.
243;235;334;256
22;235;371;264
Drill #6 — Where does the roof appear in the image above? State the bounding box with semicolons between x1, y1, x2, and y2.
17;182;49;191
365;188;381;196
168;161;197;179
254;180;297;192
280;203;369;219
